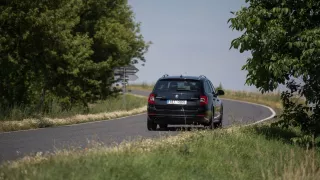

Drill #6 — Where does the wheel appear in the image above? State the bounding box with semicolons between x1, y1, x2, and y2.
213;106;223;129
159;124;168;129
209;108;215;130
213;121;222;128
147;118;157;130
208;121;214;129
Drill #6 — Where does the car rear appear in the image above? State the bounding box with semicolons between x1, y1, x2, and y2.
147;77;211;127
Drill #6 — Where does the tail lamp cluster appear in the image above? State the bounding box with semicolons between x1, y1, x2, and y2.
148;93;155;104
200;95;208;106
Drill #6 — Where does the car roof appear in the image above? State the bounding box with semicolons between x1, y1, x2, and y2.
158;75;207;81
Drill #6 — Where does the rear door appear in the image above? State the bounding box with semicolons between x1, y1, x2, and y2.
152;79;202;114
203;80;214;111
207;80;222;119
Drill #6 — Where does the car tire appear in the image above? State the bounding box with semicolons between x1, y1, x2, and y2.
209;108;215;130
213;121;222;129
147;118;157;131
214;105;223;129
209;121;214;129
159;124;168;129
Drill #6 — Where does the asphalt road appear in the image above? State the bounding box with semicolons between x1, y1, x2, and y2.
0;90;274;164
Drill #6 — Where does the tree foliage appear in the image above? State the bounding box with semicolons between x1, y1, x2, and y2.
228;0;320;141
216;82;224;91
0;0;150;114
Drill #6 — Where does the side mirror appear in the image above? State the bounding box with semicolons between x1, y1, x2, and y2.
217;89;224;96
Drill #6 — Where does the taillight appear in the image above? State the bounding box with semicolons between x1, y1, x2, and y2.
148;93;155;104
200;95;208;106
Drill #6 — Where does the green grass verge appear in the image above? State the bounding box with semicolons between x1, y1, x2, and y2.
1;94;146;121
0;94;147;132
1;126;319;180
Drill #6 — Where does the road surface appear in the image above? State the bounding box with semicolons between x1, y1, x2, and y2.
0;90;274;163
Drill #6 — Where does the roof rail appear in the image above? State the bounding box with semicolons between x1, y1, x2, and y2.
199;75;207;78
162;74;169;78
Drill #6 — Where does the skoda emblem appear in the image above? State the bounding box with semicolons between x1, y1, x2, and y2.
175;94;179;99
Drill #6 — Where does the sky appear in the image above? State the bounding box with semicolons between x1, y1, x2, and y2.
127;0;257;91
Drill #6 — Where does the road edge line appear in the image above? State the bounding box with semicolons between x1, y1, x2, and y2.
220;98;277;126
0;112;147;135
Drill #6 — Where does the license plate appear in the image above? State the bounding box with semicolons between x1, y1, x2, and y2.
167;100;187;105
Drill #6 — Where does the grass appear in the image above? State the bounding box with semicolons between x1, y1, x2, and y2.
0;94;147;132
0;126;319;180
1;94;146;121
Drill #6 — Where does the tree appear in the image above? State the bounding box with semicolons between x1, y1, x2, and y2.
228;0;320;142
74;0;151;99
0;0;150;114
0;0;92;111
216;82;224;91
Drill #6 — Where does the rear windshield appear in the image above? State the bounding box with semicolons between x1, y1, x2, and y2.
154;79;201;92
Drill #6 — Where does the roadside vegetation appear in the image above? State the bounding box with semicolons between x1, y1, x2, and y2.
1;82;319;179
0;0;150;132
0;94;147;132
1;127;319;180
0;0;151;129
229;0;320;145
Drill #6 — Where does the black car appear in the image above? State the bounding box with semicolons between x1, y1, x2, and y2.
147;74;225;130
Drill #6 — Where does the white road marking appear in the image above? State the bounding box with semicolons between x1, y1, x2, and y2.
0;113;147;135
220;98;277;126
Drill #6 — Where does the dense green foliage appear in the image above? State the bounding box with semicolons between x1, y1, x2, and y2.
229;0;320;142
0;0;150;116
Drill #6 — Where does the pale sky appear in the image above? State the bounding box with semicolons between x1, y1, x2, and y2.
127;0;257;91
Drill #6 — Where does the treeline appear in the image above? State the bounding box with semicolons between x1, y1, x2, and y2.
0;0;150;115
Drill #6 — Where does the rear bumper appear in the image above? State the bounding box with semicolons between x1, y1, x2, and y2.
148;114;210;125
147;104;213;125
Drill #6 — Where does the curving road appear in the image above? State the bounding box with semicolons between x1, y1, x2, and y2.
0;90;274;163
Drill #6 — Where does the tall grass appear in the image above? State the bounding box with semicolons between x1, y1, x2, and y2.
0;94;147;132
128;82;154;91
0;94;146;121
223;89;282;111
0;126;319;180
